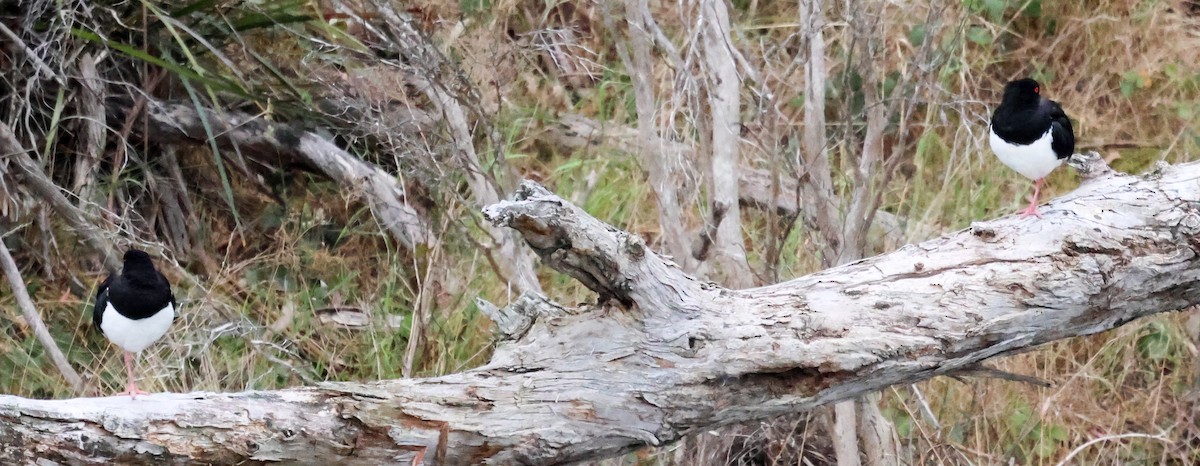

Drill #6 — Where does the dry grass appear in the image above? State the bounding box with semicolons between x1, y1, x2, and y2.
1;0;1199;464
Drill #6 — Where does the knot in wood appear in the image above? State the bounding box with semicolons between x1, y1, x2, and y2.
623;234;646;260
514;180;554;200
1178;211;1200;236
480;203;513;227
970;222;997;241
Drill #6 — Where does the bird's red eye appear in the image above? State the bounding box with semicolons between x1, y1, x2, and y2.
1034;86;1040;94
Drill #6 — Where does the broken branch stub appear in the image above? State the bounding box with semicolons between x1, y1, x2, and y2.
1068;151;1115;180
476;293;571;340
482;181;703;310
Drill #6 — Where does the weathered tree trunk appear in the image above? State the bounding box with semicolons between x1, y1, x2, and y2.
698;0;753;287
3;154;1199;465
604;0;695;271
797;0;840;265
837;4;904;463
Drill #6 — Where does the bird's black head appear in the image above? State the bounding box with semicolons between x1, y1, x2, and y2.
121;249;158;277
123;249;152;264
1001;78;1042;107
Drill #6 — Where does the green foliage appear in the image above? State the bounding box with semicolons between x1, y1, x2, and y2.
965;25;992;45
962;0;1042;21
588;71;636;124
1002;401;1069;460
1137;321;1171;361
1121;71;1149;98
908;24;928;45
884;406;914;438
461;0;492;15
961;0;1009;23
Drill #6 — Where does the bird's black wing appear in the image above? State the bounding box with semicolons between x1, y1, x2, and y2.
1048;100;1075;160
93;273;113;330
159;270;178;321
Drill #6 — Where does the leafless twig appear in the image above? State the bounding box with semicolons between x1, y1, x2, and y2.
0;21;66;86
0;225;83;392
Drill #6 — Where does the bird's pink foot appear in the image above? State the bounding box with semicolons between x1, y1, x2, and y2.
121;352;149;399
1019;179;1045;218
119;383;149;399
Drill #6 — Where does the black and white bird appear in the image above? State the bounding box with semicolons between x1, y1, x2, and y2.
989;78;1076;217
94;249;176;398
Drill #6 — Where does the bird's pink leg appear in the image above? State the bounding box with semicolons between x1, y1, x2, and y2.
1019;178;1044;218
120;351;149;398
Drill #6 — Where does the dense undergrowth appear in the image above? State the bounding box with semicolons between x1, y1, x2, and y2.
1;0;1199;464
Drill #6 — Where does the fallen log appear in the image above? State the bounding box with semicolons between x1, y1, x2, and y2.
2;153;1199;465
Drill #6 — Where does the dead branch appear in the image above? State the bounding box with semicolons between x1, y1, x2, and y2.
0;224;84;392
360;4;544;295
0;123;121;271
0;21;65;86
71;53;105;206
104;96;430;250
797;0;841;268
2;156;1200;464
838;5;903;464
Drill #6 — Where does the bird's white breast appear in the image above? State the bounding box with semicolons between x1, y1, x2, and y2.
100;302;174;353
989;126;1062;180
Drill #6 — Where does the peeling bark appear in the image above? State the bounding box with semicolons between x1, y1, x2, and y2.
3;155;1200;465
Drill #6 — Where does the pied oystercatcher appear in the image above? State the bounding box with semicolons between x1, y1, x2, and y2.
94;249;176;398
989;78;1076;217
